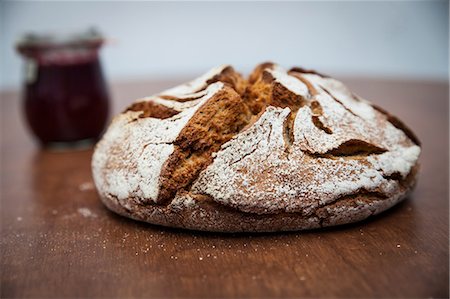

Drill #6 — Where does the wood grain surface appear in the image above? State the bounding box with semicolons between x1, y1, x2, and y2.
1;77;448;298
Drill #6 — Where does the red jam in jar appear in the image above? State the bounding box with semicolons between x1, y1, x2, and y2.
17;29;109;148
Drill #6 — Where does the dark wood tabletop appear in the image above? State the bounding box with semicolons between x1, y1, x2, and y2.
1;77;448;298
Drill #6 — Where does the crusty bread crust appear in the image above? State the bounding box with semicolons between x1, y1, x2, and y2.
92;63;421;232
99;164;418;233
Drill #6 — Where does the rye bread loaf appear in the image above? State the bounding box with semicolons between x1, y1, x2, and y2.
92;63;421;232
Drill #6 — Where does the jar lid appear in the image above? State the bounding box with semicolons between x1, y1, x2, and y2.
16;28;104;64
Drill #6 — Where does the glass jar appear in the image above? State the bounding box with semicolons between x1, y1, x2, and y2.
16;29;110;148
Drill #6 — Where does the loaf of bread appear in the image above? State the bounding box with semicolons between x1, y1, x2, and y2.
92;63;421;232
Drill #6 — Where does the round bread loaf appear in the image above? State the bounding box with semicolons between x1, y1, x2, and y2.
92;63;421;232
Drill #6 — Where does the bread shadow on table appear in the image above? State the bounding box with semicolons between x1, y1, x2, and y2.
104;196;417;240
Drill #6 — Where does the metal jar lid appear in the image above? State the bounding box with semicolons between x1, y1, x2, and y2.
16;28;105;64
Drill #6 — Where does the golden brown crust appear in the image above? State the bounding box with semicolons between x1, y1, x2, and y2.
92;63;422;232
126;101;179;119
206;66;248;96
157;85;252;203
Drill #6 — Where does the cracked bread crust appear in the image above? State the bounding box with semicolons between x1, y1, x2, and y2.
92;63;421;232
101;164;418;232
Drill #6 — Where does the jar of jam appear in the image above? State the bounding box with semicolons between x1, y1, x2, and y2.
16;28;110;148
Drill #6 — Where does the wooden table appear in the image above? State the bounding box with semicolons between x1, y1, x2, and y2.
1;77;448;298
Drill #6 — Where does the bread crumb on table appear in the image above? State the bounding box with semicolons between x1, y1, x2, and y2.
77;207;97;218
78;182;94;192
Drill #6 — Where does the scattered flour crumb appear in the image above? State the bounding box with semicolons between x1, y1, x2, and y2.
77;207;97;218
79;182;95;192
396;244;401;248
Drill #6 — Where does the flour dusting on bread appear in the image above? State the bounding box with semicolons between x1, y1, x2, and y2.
92;82;226;202
92;62;421;232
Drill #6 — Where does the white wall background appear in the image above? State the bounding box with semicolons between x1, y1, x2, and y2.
1;1;448;90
